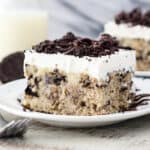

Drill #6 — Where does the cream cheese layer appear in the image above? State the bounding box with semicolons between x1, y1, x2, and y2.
105;22;150;41
24;49;135;80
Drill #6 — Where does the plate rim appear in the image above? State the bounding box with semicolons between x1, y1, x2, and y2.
135;71;150;77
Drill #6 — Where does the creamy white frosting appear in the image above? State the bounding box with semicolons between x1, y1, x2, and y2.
24;50;135;80
104;22;150;40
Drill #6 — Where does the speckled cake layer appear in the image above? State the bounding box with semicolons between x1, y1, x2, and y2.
23;65;133;115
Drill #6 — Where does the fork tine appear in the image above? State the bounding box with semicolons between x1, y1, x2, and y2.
0;121;16;137
13;119;31;135
0;119;31;138
10;119;31;135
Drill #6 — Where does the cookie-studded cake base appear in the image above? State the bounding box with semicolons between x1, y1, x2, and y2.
22;65;133;115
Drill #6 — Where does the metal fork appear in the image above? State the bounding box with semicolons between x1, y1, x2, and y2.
0;119;31;138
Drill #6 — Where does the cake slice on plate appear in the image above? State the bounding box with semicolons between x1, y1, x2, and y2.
105;8;150;71
22;33;135;115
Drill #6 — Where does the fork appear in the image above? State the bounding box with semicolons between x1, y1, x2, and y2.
0;119;31;138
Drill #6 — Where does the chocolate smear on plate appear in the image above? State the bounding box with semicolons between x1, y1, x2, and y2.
128;93;150;111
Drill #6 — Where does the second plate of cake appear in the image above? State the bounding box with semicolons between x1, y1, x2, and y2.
104;8;150;75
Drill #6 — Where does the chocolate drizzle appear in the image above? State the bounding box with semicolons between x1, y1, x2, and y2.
32;32;119;57
128;93;150;111
115;8;150;27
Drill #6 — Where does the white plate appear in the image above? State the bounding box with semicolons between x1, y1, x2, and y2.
0;78;149;128
135;71;150;77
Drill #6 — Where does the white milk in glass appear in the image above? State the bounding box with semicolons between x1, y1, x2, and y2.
0;11;48;61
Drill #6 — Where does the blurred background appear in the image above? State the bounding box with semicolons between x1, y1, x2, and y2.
1;0;150;39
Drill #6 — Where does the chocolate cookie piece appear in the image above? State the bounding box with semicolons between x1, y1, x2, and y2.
115;8;150;27
0;52;24;83
32;32;119;57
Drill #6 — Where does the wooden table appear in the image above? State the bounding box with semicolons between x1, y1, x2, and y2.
0;114;150;150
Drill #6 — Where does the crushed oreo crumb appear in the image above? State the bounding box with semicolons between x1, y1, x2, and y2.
136;88;140;92
32;32;119;57
17;98;21;104
45;70;66;86
25;85;38;97
115;8;150;27
120;84;128;92
80;101;86;107
81;79;91;87
96;83;108;88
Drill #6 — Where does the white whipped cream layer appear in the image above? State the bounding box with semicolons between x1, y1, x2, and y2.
24;49;135;80
104;22;150;41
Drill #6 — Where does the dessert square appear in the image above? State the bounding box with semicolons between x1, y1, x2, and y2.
22;33;135;115
104;8;150;71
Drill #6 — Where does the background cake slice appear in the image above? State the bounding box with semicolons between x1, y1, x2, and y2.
104;8;150;71
22;33;135;115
